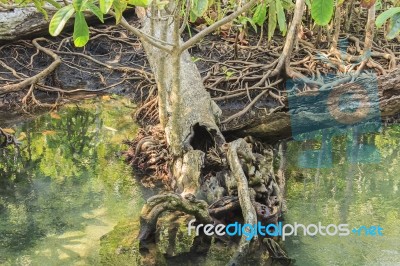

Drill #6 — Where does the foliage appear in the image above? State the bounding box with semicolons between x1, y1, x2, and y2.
9;0;400;46
311;0;334;26
376;6;400;39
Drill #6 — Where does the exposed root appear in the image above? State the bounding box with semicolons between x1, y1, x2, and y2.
225;138;257;265
138;193;212;243
134;85;159;125
124;124;171;189
0;38;61;95
0;21;155;112
134;135;285;264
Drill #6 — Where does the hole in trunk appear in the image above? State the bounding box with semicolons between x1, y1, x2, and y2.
190;124;214;152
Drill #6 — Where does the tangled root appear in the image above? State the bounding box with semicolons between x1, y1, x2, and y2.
124;125;172;189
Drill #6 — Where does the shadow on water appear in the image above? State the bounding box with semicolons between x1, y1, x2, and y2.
284;124;400;266
0;97;144;265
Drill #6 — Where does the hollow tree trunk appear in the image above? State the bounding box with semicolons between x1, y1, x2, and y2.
133;2;283;265
138;5;225;203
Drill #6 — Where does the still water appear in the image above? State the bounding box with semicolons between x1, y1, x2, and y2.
284;124;400;265
0;97;143;265
1;97;399;266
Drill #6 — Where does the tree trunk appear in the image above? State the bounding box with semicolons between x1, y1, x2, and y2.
132;3;283;265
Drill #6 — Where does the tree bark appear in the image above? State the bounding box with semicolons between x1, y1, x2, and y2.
0;8;52;43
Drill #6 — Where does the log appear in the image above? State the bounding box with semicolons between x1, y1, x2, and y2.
0;8;53;43
223;68;400;141
0;7;113;43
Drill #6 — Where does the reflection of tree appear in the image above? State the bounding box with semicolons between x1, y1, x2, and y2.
285;124;400;266
0;103;136;263
46;108;98;163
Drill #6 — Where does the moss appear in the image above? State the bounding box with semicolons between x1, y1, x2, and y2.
99;219;142;266
156;214;197;256
203;240;234;266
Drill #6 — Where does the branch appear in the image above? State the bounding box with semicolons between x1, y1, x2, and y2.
112;12;173;53
179;0;259;53
179;0;191;34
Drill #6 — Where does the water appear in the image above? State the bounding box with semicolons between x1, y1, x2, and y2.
0;97;144;265
1;97;399;266
284;124;400;266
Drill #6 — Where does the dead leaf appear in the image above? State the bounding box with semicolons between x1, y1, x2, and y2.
135;6;146;20
17;132;27;141
103;125;118;132
2;128;15;134
360;0;376;8
102;95;111;101
42;130;57;136
50;112;61;119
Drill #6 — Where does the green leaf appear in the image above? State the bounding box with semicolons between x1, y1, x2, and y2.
189;10;198;22
33;0;48;20
73;0;87;11
276;0;287;35
387;13;400;39
84;2;104;22
192;0;208;17
253;3;267;26
311;0;334;26
268;1;277;41
49;5;75;36
100;0;113;13
281;0;295;10
128;0;152;7
73;11;90;47
239;16;257;32
45;0;61;9
113;0;127;24
376;7;400;28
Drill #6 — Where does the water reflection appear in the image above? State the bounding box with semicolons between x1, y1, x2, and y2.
0;98;143;265
285;124;400;265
